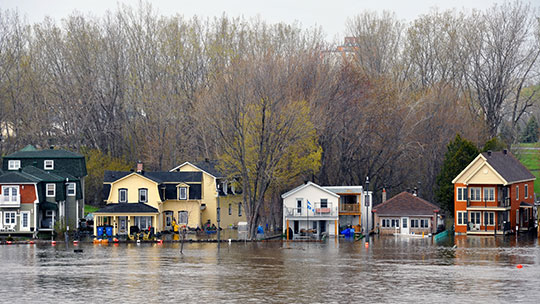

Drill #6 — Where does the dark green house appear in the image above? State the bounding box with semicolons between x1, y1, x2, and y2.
0;145;87;235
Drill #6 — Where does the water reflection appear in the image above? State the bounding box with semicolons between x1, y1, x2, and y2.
0;233;539;302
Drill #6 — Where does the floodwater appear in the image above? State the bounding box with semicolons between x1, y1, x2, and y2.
2;234;540;303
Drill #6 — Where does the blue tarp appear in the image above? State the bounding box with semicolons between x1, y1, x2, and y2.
341;228;355;237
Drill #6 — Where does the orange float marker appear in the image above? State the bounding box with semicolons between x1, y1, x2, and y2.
6;241;12;245
364;242;369;248
51;241;57;246
29;240;35;245
517;264;523;269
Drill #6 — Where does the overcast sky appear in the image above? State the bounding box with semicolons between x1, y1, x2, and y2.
1;0;517;40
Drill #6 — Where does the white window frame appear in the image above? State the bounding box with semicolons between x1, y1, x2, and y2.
119;189;127;203
178;211;188;225
483;187;495;202
382;218;390;228
8;160;20;170
524;184;528;199
469;187;481;201
46;183;56;197
420;219;429;228
44;160;54;170
20;211;30;231
138;188;148;203
456;187;467;201
4;211;16;226
67;183;76;197
178;187;187;200
296;198;302;214
486;212;495;226
2;185;19;203
516;186;519;200
470;211;481;225
457;211;467;225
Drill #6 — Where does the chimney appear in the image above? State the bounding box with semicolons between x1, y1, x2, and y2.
487;150;492;156
136;161;143;173
382;188;387;203
503;149;508;155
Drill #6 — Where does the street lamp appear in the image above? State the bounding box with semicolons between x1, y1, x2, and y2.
365;176;370;244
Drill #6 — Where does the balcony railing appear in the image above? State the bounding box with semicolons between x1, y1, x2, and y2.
284;202;337;217
339;203;360;212
0;196;20;207
467;197;511;208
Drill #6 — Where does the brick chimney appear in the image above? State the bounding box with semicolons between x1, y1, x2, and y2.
136;161;143;173
382;188;387;203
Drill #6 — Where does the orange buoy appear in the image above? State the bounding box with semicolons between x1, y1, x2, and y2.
29;240;35;244
93;239;100;244
101;239;108;244
157;239;163;244
517;264;523;269
73;240;79;244
6;241;12;245
364;242;369;248
113;238;119;243
51;241;56;246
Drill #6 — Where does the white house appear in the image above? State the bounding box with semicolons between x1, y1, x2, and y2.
281;182;340;240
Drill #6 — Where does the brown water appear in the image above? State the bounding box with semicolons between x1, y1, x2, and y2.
1;234;540;303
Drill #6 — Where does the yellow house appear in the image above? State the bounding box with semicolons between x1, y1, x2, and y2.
94;167;203;236
170;160;246;229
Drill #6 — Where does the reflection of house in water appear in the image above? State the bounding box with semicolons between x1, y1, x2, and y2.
453;150;536;236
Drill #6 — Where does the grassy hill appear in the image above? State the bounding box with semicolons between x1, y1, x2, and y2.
513;143;540;197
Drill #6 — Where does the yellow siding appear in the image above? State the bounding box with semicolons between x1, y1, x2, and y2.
162;200;201;229
107;173;160;210
179;163;219;226
454;157;483;184
466;164;506;185
219;195;247;228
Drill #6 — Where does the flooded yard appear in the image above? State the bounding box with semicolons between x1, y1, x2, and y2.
1;234;540;303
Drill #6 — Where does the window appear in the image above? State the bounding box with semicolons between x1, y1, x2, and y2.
44;160;54;170
46;184;56;197
119;189;127;203
134;216;152;230
391;219;399;228
178;211;188;225
8;160;20;170
483;188;495;201
469;188;481;201
238;203;242;217
457;211;467;225
178;187;187;200
402;218;408;228
320;199;328;208
222;182;228;195
229;203;232;215
456;187;467;201
67;183;76;196
296;199;302;214
516;186;519;200
4;211;16;225
138;188;148;203
2;186;19;203
485;212;495;226
525;184;528;199
411;219;419;228
45;210;54;217
470;212;481;225
420;219;429;228
382;219;390;227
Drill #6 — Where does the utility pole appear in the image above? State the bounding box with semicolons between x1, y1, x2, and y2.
217;183;221;250
365;176;370;245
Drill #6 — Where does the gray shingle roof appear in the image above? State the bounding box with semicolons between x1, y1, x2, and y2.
104;171;202;183
94;203;159;214
373;192;439;216
0;170;42;183
482;151;536;183
5;147;83;159
193;160;224;178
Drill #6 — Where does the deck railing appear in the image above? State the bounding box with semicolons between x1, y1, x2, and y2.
284;202;337;217
339;203;360;212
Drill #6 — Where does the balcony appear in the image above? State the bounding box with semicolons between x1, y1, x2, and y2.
467;197;511;209
0;196;20;207
284;202;337;218
339;203;360;213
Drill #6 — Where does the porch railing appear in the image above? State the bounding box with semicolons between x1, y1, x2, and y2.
339;203;360;212
284;202;337;217
0;196;20;207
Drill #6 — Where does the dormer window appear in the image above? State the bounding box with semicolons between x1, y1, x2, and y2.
179;187;187;200
44;160;54;170
8;160;20;170
119;189;128;203
222;182;228;195
67;183;76;196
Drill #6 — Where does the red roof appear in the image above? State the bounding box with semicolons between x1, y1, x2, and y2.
373;192;439;216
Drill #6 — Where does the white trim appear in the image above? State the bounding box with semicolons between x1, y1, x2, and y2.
20;211;30;231
118;189;128;203
178;187;187;200
456;187;467;201
138;188;148;203
452;154;484;184
4;211;16;226
8;160;21;170
169;161;221;178
469;187;481;201
67;182;76;196
483;187;495;202
456;211;467;225
281;182;340;199
46;183;56;197
44;160;54;170
109;172;159;186
463;162;507;185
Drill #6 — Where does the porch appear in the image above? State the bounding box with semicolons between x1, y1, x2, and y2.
93;203;159;237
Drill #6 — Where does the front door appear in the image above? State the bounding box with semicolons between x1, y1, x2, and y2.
118;216;127;234
401;217;409;235
164;211;173;231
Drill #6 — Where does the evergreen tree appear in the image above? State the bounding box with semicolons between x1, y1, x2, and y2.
521;116;539;143
482;137;507;152
435;134;479;214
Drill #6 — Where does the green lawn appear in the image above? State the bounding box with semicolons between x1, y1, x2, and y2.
513;144;540;196
84;204;99;216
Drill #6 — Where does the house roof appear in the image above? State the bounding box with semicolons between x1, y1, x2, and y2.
281;181;340;199
94;203;159;214
4;146;84;159
0;170;42;183
170;160;224;178
22;166;65;182
104;170;202;184
324;186;363;194
373;192;439;216
481;151;536;183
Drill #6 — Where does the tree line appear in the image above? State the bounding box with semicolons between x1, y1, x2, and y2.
1;2;539;234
